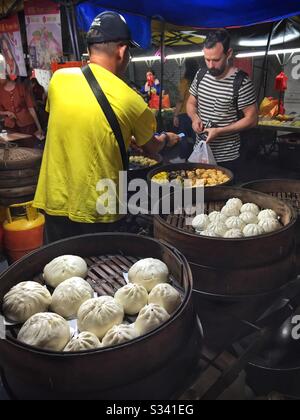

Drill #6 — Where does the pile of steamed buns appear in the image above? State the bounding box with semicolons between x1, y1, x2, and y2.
1;256;182;353
192;197;282;239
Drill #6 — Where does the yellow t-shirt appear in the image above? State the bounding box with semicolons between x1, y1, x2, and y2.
33;64;156;223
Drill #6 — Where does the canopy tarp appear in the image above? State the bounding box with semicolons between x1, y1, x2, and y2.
76;0;300;48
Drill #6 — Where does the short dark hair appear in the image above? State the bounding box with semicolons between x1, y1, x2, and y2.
204;30;231;54
88;41;124;56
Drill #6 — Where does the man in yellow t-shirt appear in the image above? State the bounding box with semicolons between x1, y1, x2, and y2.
34;11;165;242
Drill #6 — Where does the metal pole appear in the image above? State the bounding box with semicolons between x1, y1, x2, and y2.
70;1;81;60
65;2;77;60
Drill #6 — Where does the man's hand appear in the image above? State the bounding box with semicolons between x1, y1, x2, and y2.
173;116;179;128
34;129;45;140
205;128;221;143
192;116;203;134
166;132;180;148
6;111;16;119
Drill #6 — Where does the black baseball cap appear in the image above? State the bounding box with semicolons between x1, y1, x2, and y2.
87;11;140;48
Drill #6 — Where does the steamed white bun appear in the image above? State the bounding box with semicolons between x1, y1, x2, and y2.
43;255;88;288
208;211;228;223
50;277;94;320
258;209;278;221
199;230;220;237
221;205;240;218
102;324;138;347
240;212;258;225
135;304;170;335
3;281;51;323
17;312;71;351
243;224;265;237
64;332;101;352
224;229;244;238
77;296;124;339
114;283;148;316
207;222;228;237
192;214;209;231
226;216;245;231
226;198;243;210
258;218;281;233
148;283;181;314
240;203;260;215
128;258;169;292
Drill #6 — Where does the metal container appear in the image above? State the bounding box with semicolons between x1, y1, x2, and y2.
154;186;296;278
148;162;234;189
154;187;297;350
128;154;163;182
246;303;300;398
242;179;300;273
0;233;201;400
0;145;42;170
0;144;41;206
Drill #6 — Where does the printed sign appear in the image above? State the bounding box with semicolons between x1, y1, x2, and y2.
0;15;27;77
25;0;63;70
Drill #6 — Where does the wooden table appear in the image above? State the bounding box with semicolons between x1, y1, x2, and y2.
258;123;300;134
0;131;33;143
256;123;300;157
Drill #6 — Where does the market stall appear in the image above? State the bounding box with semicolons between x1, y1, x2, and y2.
1;0;300;402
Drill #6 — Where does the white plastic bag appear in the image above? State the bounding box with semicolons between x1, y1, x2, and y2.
188;141;217;165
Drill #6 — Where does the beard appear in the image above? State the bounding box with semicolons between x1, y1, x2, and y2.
208;65;227;77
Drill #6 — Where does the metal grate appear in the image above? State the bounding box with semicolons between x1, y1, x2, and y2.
164;200;227;233
85;255;138;296
269;192;300;216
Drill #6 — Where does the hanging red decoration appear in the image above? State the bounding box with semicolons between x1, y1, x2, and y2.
275;71;288;92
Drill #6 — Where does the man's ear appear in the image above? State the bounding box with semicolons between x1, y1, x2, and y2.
118;44;128;61
227;48;233;60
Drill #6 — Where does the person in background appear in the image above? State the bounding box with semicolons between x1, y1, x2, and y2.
30;75;48;132
187;30;258;173
173;58;199;159
0;71;43;145
141;69;161;99
34;11;172;243
0;33;20;77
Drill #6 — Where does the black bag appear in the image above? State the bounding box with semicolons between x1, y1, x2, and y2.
82;65;128;170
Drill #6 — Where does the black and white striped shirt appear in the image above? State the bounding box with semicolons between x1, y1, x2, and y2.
190;69;257;163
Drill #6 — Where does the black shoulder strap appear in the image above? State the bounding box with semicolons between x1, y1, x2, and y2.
233;70;248;114
197;68;208;89
81;65;128;171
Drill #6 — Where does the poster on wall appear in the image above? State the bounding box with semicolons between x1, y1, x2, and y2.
24;0;63;70
0;15;27;77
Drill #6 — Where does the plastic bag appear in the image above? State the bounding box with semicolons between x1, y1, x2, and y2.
188;140;217;165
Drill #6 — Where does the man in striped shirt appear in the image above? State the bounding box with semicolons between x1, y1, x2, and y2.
187;30;258;172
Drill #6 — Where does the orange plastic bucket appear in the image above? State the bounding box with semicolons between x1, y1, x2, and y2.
3;202;45;263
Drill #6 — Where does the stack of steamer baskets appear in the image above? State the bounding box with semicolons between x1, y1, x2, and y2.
0;234;203;400
0;143;42;206
242;179;300;272
154;186;297;350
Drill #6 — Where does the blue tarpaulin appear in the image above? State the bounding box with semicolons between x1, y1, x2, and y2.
76;0;300;49
76;3;152;49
